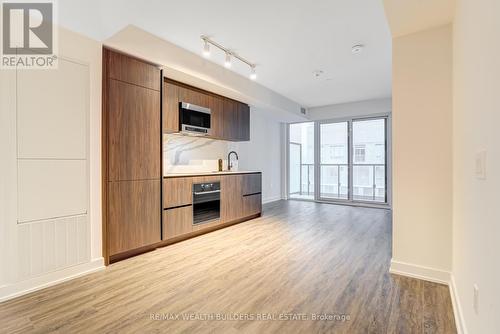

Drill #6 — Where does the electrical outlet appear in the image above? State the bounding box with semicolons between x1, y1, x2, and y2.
473;284;479;315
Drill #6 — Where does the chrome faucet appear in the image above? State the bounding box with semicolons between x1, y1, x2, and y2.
227;151;239;171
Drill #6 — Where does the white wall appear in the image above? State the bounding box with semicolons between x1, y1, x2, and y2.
390;25;453;280
452;0;500;332
237;109;283;203
307;97;392;120
0;26;103;301
164;109;282;204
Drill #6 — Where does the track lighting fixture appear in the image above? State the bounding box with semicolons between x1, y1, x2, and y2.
201;35;257;80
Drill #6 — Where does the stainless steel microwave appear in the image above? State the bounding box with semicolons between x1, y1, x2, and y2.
179;102;211;136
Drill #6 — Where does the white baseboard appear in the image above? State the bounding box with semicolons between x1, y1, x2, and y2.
389;259;451;285
0;257;105;302
389;259;467;334
449;275;467;334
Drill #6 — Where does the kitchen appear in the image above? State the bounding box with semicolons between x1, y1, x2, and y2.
102;48;270;263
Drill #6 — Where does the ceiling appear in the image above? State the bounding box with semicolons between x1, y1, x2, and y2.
59;0;392;108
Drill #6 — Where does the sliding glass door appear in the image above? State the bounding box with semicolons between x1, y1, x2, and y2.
288;122;315;200
319;122;349;200
352;119;387;203
288;116;388;206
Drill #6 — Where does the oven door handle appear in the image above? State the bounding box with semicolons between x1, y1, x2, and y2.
193;190;221;195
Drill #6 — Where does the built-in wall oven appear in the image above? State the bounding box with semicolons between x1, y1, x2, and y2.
192;182;220;225
179;102;211;136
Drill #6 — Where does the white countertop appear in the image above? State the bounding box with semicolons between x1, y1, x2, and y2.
164;170;261;178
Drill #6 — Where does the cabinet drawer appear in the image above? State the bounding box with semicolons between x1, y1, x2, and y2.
163;177;193;208
163;206;193;239
242;173;262;195
243;193;262;217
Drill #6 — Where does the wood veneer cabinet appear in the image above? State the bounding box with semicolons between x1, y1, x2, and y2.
163;206;193;239
163;80;179;133
103;48;162;263
162;173;262;241
221;174;244;223
162;78;250;141
242;173;262;195
108;180;161;255
107;79;160;181
163;177;192;208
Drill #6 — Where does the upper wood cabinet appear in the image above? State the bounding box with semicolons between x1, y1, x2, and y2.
162;78;250;141
106;50;160;91
178;86;210;109
163;80;179;133
238;103;250;141
208;95;224;139
222;98;239;141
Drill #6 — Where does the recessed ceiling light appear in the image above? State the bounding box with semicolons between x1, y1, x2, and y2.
313;70;324;78
351;44;364;54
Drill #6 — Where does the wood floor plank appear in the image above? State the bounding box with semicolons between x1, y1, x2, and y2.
0;201;456;334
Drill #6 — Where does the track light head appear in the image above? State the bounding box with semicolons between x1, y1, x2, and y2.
202;39;210;58
249;66;257;80
224;52;232;68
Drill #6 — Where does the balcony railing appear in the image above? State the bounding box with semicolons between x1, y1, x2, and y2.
291;163;386;202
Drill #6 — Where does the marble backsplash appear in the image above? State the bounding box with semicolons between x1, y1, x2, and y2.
163;134;238;174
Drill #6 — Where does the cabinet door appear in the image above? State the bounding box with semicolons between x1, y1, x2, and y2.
238;103;250;141
242;173;262;195
221;174;243;223
163;177;193;208
163;80;180;133
108;179;161;256
222;98;238;141
108;79;160;181
208;95;224;139
243;193;262;217
106;49;160;91
178;86;209;109
163;206;193;239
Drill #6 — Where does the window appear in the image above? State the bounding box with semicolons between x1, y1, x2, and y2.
289;117;388;205
354;145;366;163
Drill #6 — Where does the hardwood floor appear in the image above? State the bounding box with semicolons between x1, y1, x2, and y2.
0;201;456;334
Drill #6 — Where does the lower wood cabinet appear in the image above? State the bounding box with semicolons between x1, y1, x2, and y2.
243;193;262;217
163;205;193;239
108;179;161;256
162;173;262;240
243;173;262;195
163;177;192;208
221;174;243;223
